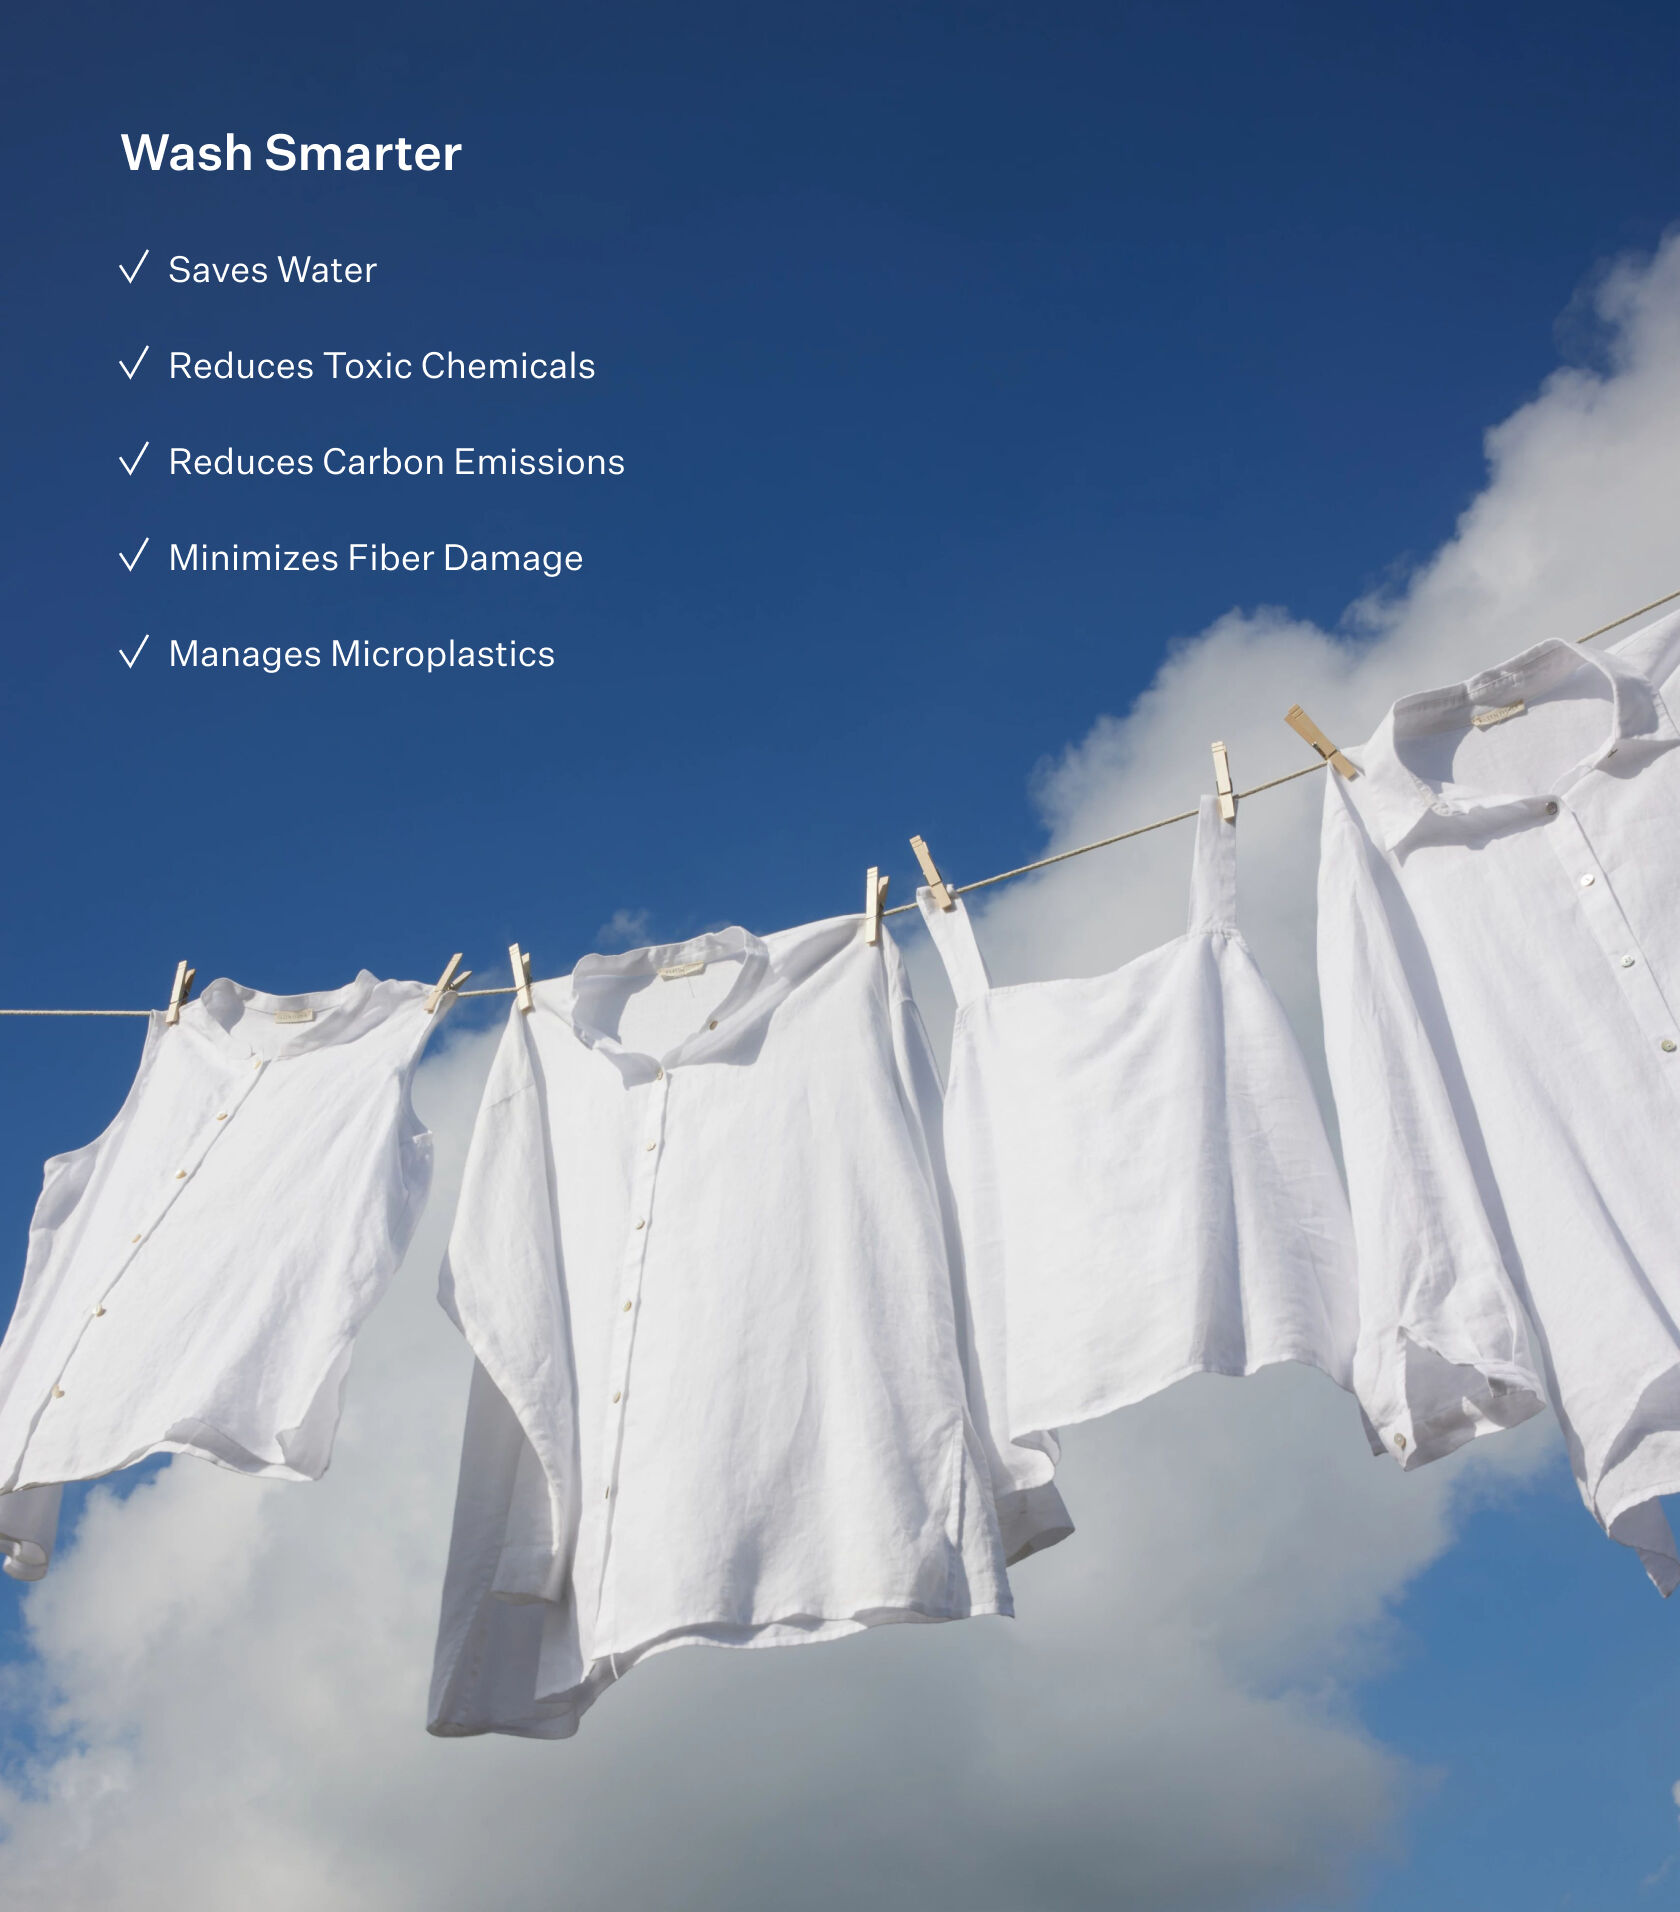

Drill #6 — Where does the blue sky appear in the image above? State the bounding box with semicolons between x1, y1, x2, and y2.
3;3;1679;1904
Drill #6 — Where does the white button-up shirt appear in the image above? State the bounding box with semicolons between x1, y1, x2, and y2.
919;797;1356;1451
0;972;443;1581
429;917;1068;1740
1319;611;1680;1590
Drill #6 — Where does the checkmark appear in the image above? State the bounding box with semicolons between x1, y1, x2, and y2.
119;537;149;571
119;441;149;476
119;345;149;379
118;249;150;284
118;634;150;669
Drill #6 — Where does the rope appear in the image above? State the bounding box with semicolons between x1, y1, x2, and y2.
0;1008;152;1019
1578;587;1680;643
6;588;1672;1017
879;761;1327;918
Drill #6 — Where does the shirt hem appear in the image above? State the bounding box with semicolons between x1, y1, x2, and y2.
428;1597;1012;1740
1010;1345;1354;1443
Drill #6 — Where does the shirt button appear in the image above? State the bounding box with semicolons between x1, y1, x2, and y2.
645;1141;656;1151
654;1067;664;1080
130;1233;142;1244
52;1387;64;1400
612;1390;622;1403
91;1305;105;1318
622;1300;632;1312
1664;1040;1677;1055
1579;874;1595;888
1431;802;1451;816
216;1112;228;1121
634;1218;645;1230
1622;955;1636;968
174;1170;187;1180
1394;1432;1407;1451
1544;801;1559;816
708;1019;718;1030
252;1059;262;1071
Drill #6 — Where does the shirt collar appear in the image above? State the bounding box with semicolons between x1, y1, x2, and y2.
1353;637;1678;854
185;970;416;1060
560;927;790;1079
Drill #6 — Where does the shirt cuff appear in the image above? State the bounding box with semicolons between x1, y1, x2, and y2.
0;1482;63;1582
997;1480;1074;1564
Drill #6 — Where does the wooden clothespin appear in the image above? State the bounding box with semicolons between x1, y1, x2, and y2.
1211;741;1237;822
863;867;889;945
426;952;471;1015
909;835;955;912
508;943;535;1014
1284;705;1358;779
165;959;196;1027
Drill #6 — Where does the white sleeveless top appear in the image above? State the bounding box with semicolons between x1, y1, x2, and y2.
0;971;443;1582
918;797;1357;1446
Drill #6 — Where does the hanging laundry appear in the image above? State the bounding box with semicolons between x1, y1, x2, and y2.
0;972;448;1581
429;917;1069;1740
916;796;1356;1459
0;1483;59;1584
1319;609;1680;1592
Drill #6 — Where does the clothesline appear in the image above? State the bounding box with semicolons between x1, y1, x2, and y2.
5;585;1676;1019
882;582;1680;914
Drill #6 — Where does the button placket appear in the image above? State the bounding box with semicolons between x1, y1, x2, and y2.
589;1065;673;1633
37;1056;271;1420
135;1056;267;1245
1548;805;1680;1060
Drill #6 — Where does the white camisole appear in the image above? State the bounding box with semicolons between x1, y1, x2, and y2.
917;796;1357;1450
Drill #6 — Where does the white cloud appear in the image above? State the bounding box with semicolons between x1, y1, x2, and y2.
962;235;1680;1060
596;906;653;948
3;233;1678;1907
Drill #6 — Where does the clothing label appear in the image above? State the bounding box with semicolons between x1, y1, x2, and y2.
1471;699;1526;728
658;962;706;980
273;1007;316;1024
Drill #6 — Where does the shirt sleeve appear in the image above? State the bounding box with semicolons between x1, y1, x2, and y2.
437;1010;579;1604
885;949;1072;1564
1318;777;1548;1468
0;1482;61;1581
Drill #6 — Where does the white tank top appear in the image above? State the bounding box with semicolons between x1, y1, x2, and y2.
0;971;443;1582
918;796;1357;1444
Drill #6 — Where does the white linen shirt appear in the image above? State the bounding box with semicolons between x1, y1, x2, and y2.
1320;611;1680;1591
0;972;442;1580
918;796;1357;1453
429;915;1068;1740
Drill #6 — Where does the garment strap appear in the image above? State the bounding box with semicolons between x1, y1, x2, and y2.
916;888;993;1006
1186;794;1238;933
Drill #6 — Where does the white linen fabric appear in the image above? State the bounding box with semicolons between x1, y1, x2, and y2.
430;915;1069;1740
0;1483;60;1583
1319;609;1680;1591
0;972;443;1580
917;796;1356;1457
